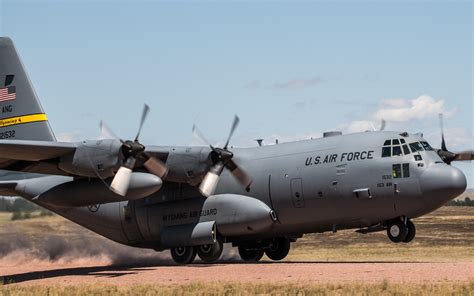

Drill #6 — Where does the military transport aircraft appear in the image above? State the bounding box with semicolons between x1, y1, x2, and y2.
0;37;471;264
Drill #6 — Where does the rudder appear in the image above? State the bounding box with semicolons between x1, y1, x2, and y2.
0;37;55;142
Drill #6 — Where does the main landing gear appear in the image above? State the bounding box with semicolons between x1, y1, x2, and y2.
386;218;416;243
170;238;224;265
238;237;291;262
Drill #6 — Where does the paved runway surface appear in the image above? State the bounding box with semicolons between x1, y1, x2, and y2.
1;261;472;286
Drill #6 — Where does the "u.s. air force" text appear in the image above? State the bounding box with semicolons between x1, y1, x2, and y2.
305;150;374;166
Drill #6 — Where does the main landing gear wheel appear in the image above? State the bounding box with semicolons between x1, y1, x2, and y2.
403;220;416;243
170;246;196;265
387;220;408;243
238;245;264;262
197;238;223;263
265;238;291;261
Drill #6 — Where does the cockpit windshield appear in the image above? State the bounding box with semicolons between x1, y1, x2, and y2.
382;138;435;158
382;138;411;158
409;142;424;153
420;141;434;151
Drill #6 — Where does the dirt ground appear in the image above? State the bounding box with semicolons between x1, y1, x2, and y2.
0;261;473;286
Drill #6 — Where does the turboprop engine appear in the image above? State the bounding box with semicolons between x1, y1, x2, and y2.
58;139;122;178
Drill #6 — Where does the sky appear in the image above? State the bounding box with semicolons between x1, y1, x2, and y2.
0;0;473;187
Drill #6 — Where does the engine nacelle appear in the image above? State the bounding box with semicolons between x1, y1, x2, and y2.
58;139;122;178
26;172;162;207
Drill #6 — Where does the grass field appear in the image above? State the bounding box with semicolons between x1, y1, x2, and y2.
0;212;12;226
289;206;474;262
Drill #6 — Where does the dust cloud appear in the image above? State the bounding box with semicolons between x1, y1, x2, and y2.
0;231;241;266
0;231;172;266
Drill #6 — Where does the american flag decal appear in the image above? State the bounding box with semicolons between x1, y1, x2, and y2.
0;86;16;102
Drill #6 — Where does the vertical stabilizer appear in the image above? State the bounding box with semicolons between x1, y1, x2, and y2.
0;37;55;141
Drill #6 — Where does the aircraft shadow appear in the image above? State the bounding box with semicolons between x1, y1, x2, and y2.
1;260;430;285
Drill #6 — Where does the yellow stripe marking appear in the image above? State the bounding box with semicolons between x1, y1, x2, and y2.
0;113;48;127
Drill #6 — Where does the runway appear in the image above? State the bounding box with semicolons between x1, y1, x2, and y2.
1;261;472;286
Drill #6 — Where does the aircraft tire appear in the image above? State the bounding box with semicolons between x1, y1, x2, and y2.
387;220;408;243
265;238;290;261
170;246;197;265
402;220;416;243
238;245;264;262
197;238;223;263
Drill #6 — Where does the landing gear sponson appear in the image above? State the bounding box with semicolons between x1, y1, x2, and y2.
386;217;416;243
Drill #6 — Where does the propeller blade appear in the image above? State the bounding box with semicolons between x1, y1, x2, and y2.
199;162;225;197
110;166;133;196
454;150;474;161
100;120;121;141
439;113;447;151
135;104;150;141
143;153;168;178
379;119;386;131
224;115;240;149
225;159;252;190
192;124;214;149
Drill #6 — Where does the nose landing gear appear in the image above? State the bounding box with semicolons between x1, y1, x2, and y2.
386;218;416;243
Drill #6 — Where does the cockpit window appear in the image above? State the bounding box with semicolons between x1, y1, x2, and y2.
382;139;407;157
392;146;402;156
420;141;433;151
409;142;424;152
382;147;391;157
402;144;410;155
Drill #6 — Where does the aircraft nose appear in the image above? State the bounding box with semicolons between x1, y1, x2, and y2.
419;164;467;204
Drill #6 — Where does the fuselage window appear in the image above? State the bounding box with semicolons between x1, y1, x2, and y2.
402;144;410;155
409;142;424;153
392;146;402;156
402;163;410;177
392;164;402;178
420;141;433;151
382;147;391;157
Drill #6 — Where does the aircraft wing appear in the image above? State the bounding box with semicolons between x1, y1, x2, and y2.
0;140;77;176
0;140;76;161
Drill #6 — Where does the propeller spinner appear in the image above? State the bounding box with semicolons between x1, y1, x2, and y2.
102;104;168;196
193;115;252;197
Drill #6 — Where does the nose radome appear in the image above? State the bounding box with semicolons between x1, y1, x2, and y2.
420;164;467;204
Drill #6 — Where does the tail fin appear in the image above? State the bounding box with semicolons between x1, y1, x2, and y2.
0;37;55;141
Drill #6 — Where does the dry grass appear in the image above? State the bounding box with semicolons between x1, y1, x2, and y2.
288;206;474;262
1;281;473;296
0;212;12;226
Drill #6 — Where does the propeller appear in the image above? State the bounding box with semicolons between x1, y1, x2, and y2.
193;115;252;197
379;119;386;131
102;104;168;196
436;113;474;164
